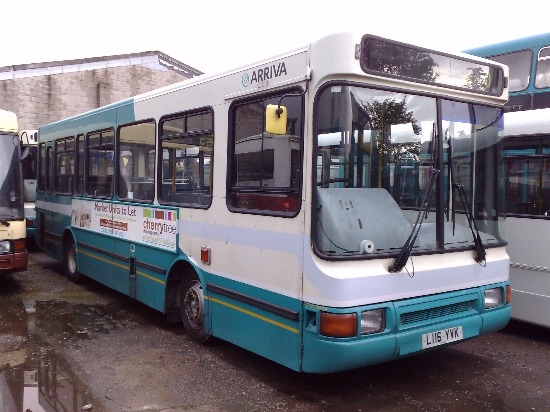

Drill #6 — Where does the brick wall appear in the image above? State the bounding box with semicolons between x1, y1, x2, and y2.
0;54;199;131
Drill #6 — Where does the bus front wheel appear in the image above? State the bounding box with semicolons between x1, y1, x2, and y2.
180;278;209;343
64;239;81;283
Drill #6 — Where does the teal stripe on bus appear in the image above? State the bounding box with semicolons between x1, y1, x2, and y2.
78;247;166;286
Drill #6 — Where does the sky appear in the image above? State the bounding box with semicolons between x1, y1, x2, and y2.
4;1;550;75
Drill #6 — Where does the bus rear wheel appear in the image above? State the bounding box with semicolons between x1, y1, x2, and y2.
64;238;81;283
180;278;209;343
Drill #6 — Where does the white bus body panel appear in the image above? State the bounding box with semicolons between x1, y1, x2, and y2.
504;217;550;327
501;109;550;327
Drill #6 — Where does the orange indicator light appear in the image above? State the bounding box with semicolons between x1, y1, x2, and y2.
201;246;211;265
13;239;27;252
320;312;357;338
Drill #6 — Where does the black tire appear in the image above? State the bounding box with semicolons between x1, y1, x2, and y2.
180;278;209;343
64;238;81;283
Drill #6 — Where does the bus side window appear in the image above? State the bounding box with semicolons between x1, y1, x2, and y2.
45;146;53;194
158;109;214;208
86;129;114;198
504;136;550;216
75;134;85;196
37;143;46;192
117;121;156;202
228;92;303;215
490;49;532;93
55;137;75;195
535;46;550;89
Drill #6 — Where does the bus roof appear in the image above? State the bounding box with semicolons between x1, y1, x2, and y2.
0;109;18;133
502;108;550;137
40;32;509;137
465;32;550;57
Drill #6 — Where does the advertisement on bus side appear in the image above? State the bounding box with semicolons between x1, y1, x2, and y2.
71;199;178;251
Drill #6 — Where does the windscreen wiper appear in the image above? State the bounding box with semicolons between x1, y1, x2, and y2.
390;122;439;273
453;183;486;265
389;168;439;273
448;135;459;236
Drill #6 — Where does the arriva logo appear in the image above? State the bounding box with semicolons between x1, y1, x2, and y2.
242;62;288;87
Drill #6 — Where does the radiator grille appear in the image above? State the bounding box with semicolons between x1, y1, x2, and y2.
400;300;474;325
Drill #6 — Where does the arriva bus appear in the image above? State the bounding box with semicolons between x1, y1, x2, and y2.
35;33;511;373
0;109;28;274
19;130;38;243
467;33;550;328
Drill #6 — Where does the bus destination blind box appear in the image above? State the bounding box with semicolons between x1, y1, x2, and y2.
359;35;506;96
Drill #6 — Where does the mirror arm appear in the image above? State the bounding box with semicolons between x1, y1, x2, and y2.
276;86;309;117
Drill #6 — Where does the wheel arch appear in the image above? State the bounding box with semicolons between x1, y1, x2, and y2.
62;227;82;281
164;258;203;323
62;227;77;249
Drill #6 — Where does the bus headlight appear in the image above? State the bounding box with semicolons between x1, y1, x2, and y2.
0;240;11;253
484;287;503;309
361;309;385;334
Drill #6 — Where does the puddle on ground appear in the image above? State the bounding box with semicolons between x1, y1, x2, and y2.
0;299;119;411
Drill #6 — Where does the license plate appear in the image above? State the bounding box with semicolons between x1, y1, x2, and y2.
421;326;463;349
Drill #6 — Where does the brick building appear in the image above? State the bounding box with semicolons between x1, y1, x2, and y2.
0;51;203;131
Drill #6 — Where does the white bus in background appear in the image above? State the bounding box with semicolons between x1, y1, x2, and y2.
467;33;550;328
500;109;550;327
19;130;38;244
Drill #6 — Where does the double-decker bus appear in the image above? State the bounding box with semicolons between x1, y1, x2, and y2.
466;33;550;328
19;130;38;244
35;33;511;373
0;109;28;274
